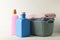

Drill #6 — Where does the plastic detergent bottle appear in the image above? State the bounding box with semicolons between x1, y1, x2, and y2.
16;12;30;37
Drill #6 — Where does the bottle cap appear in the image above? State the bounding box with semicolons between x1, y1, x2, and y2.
13;9;17;14
20;12;26;19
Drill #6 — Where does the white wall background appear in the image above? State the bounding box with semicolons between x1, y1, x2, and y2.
0;0;60;37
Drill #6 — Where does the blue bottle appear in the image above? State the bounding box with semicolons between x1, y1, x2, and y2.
16;12;30;37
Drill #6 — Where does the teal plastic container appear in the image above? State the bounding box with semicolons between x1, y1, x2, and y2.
30;19;54;37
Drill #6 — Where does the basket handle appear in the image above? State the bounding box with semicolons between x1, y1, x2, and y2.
46;19;54;23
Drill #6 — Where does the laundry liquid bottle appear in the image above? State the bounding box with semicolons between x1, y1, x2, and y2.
16;12;30;37
11;9;18;35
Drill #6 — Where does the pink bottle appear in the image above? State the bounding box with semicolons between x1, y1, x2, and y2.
11;9;18;35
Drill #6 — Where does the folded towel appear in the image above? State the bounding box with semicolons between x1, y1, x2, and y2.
26;13;56;19
45;13;56;19
33;13;56;19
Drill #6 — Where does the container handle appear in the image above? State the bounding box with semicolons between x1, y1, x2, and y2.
46;19;54;23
